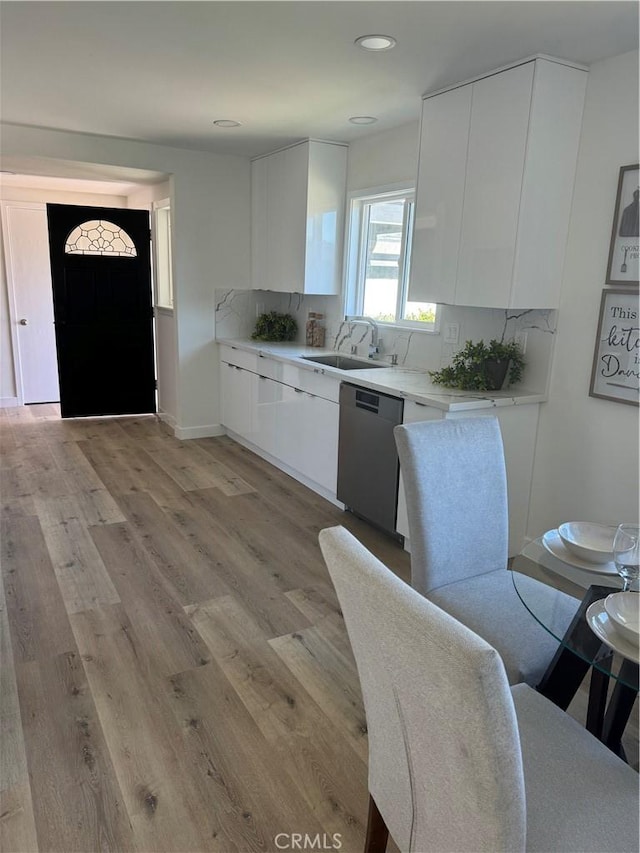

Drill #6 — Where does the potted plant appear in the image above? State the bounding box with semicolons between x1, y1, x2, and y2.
429;338;525;391
251;311;297;342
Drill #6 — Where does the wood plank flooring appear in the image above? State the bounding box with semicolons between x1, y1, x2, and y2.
0;404;636;853
0;404;410;853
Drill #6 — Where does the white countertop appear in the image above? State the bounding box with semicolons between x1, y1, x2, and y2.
217;339;547;412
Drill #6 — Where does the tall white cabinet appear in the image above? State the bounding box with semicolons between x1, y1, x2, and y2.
250;139;348;294
409;55;587;309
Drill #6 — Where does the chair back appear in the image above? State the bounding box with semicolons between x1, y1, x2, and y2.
318;526;526;853
394;417;508;594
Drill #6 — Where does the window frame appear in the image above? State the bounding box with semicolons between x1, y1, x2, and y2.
152;198;174;311
343;183;439;333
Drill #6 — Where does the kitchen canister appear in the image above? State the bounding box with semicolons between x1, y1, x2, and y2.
306;312;326;347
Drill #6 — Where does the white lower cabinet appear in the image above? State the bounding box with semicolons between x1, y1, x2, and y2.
396;400;540;557
220;362;254;440
220;348;538;543
220;352;339;499
275;384;308;476
255;374;279;457
299;392;339;493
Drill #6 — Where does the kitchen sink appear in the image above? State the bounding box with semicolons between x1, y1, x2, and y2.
301;354;383;370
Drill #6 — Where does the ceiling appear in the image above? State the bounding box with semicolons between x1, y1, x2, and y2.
1;1;638;164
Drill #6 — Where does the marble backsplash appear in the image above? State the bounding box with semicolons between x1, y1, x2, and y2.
214;289;557;394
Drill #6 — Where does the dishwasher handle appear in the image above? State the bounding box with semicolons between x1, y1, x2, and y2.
355;388;380;414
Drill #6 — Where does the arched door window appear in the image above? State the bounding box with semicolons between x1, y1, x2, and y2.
64;219;137;257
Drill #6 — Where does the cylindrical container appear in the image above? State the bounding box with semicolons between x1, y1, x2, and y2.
305;312;317;346
312;313;325;347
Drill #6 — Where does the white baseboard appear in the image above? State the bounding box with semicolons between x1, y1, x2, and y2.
0;397;18;408
174;422;225;440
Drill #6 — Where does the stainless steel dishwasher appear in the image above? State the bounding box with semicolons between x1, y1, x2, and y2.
337;382;404;539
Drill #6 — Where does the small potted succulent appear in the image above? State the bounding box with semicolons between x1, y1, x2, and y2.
429;338;525;391
251;311;297;342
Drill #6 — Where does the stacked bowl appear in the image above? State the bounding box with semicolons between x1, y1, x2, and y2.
604;592;640;647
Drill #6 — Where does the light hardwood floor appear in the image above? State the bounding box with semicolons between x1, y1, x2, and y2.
1;404;410;853
0;405;636;853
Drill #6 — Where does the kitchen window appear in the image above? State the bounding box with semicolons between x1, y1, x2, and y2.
344;185;438;330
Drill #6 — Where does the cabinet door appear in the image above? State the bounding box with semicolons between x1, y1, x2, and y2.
511;61;587;308
220;362;253;439
304;142;347;296
274;384;307;472
300;393;339;493
267;144;307;292
254;374;280;457
250;157;268;289
456;62;534;307
220;361;236;431
409;85;472;305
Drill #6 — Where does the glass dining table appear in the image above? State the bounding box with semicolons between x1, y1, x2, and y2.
511;568;639;760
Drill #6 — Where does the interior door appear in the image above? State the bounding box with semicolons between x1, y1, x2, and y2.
1;202;60;403
47;203;156;418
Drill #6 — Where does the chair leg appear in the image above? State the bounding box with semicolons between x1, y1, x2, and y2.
365;794;389;853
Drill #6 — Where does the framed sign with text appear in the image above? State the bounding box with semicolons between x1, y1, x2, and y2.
589;288;639;406
606;164;639;286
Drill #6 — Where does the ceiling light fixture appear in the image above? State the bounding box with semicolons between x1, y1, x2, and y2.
349;116;378;125
213;119;241;128
355;34;396;51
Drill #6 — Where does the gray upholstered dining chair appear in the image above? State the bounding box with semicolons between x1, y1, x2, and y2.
319;525;639;853
394;416;578;685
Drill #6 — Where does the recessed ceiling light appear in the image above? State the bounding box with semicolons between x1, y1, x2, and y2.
349;116;378;125
213;119;241;128
355;34;396;51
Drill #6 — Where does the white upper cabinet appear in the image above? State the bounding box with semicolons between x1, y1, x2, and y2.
250;139;348;294
409;57;587;309
456;63;534;306
410;84;471;305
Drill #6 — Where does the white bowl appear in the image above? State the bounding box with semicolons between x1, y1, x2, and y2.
604;592;640;646
557;522;616;564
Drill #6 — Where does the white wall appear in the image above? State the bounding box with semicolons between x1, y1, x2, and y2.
126;181;171;210
126;180;177;424
347;121;419;190
0;123;250;434
528;50;639;535
0;185;127;403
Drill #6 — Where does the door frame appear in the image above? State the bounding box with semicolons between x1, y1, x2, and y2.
1;200;50;406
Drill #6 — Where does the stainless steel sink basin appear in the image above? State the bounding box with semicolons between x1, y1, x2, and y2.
301;354;382;370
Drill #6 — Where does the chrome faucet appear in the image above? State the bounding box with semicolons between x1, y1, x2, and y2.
345;315;381;358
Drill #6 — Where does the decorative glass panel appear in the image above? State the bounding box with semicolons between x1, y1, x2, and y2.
64;220;137;257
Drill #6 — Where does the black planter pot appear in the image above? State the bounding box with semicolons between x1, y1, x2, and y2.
483;358;510;390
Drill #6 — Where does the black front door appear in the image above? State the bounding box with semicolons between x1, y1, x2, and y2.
47;204;156;418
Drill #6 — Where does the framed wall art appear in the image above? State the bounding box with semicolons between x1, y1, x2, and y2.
605;164;639;286
589;288;639;406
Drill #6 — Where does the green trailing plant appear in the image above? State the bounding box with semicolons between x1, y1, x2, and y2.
251;311;298;342
429;338;525;391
